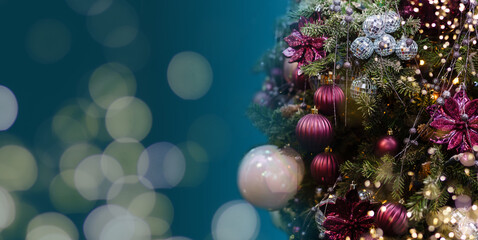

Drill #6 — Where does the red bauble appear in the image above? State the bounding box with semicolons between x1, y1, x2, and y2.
296;111;333;152
311;149;340;186
375;135;399;157
375;203;408;236
292;68;309;90
314;84;345;116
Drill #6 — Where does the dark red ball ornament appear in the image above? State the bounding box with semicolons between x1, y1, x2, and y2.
314;84;345;116
375;203;408;236
311;147;340;186
296;108;333;152
375;130;399;157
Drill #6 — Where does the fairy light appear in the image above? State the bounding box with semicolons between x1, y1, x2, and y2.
420;60;425;66
453;77;460;85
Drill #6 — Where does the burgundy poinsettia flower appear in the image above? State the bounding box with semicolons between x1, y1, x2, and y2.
428;90;478;152
321;189;377;240
283;13;327;67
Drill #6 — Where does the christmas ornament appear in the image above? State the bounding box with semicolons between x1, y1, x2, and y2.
283;60;298;83
395;38;418;60
311;147;340;186
238;145;305;210
296;108;334;152
253;91;271;107
383;11;400;33
292;68;310;90
362;15;385;39
373;34;396;56
428;90;478;152
351;37;374;60
350;76;377;99
314;84;345;116
283;13;326;67
358;189;374;201
459;152;476;167
321;189;377;240
375;130;399;157
375;203;408;236
280;104;301;118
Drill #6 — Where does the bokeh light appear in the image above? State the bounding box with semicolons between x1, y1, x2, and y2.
52;104;99;144
59;143;102;187
0;86;18;131
84;204;151;240
104;139;144;175
0;145;37;191
137;142;186;189
105;97;152;141
177;141;209;187
211;200;260;240
86;0;138;48
0;187;15;230
89;63;137;109
49;172;96;213
26;213;78;240
26;19;71;64
167;51;213;100
107;175;156;218
74;154;123;200
65;0;112;15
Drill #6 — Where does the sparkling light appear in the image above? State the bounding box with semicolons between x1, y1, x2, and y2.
0;85;18;131
167;51;213;100
211;200;260;240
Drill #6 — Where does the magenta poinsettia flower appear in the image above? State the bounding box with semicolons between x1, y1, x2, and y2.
321;189;377;240
283;13;327;67
428;91;478;152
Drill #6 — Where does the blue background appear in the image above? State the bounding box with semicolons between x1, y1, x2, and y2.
0;0;289;239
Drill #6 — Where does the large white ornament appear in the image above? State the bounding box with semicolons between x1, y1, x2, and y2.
238;145;305;210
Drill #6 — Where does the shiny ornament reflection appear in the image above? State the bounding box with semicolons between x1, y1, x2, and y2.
238;145;305;210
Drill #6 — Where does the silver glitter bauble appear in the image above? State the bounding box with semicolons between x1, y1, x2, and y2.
383;11;400;33
395;38;418;60
374;34;396;56
358;189;374;201
350;76;377;99
362;15;385;38
351;37;374;60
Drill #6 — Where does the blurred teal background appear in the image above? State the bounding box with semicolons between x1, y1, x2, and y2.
0;0;289;239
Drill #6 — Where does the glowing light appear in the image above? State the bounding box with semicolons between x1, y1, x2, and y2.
86;0;138;47
211;200;260;240
26;213;78;240
49;172;96;213
0;187;15;230
26;19;71;64
453;77;460;85
59;143;102;187
167;51;213;100
74;154;124;200
89;63;136;109
0;85;18;131
105;97;152;141
0;145;37;191
137;142;186;189
104;139;145;175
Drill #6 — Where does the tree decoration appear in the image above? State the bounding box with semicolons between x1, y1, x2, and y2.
311;147;340;186
374;34;396;56
375;130;400;157
283;13;327;67
383;11;400;33
321;189;378;240
350;76;377;99
238;145;305;210
428;90;478;152
314;84;345;116
351;37;374;60
375;203;409;236
362;15;385;39
295;108;334;152
395;38;418;60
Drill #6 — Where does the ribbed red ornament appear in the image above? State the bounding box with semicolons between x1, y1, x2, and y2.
310;149;340;186
314;84;345;116
375;203;408;236
295;112;333;152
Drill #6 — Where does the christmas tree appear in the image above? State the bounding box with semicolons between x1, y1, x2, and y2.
238;0;478;239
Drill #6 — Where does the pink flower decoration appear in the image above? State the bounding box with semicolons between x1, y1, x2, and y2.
428;91;478;152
